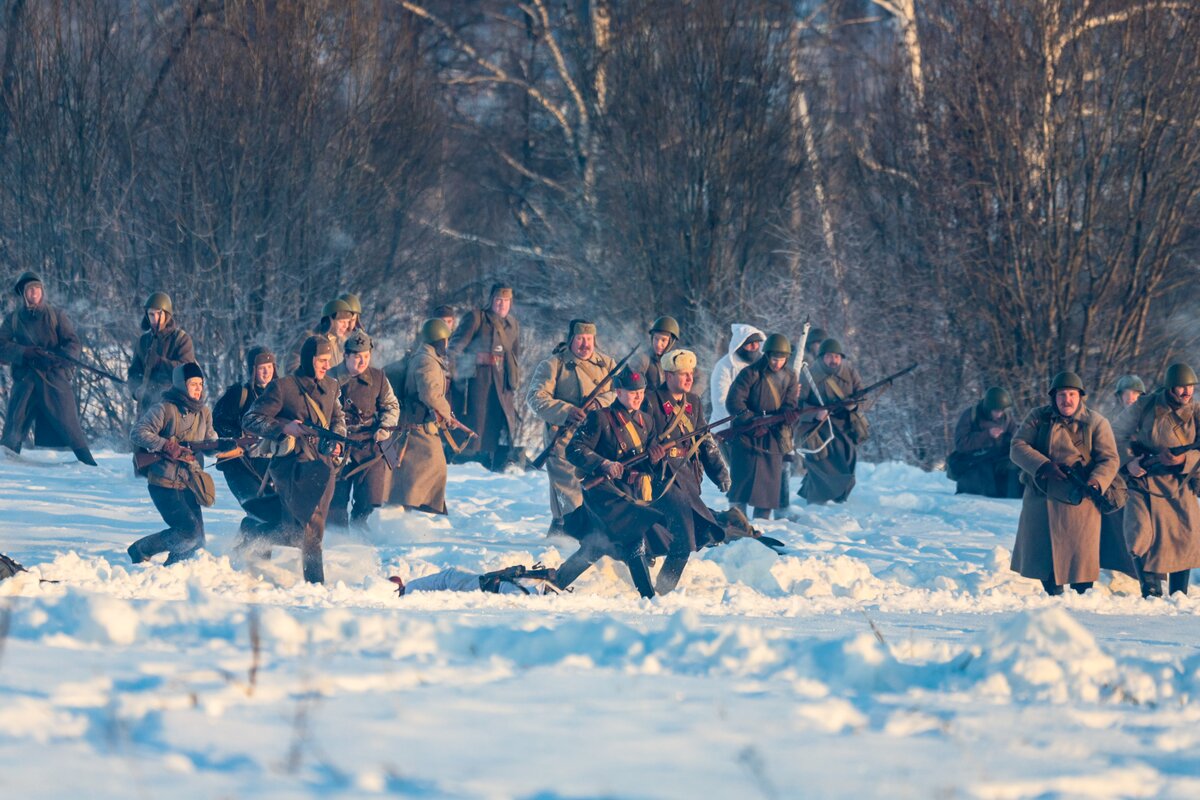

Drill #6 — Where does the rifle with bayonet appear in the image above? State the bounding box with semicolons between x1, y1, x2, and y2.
132;436;258;473
530;344;640;470
791;362;919;440
27;347;126;384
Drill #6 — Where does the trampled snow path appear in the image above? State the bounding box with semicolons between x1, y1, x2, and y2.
1;449;1199;798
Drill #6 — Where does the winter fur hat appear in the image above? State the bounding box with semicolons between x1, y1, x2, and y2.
344;330;373;353
172;362;205;392
297;336;333;378
661;349;697;373
245;346;276;380
568;319;597;340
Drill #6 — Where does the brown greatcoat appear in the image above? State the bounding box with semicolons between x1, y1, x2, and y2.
1010;403;1120;584
798;359;864;504
0;302;91;451
242;372;346;582
1111;390;1200;573
447;307;521;459
128;316;195;414
390;343;453;514
950;403;1020;498
726;358;799;509
526;344;617;521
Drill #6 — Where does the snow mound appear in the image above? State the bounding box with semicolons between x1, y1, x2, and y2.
950;608;1161;704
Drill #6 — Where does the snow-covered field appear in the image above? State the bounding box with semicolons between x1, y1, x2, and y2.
1;450;1199;799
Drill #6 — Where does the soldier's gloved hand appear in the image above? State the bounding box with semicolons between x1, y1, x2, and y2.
162;440;186;460
567;407;588;425
281;420;307;438
648;443;667;464
815;408;830;421
1159;448;1186;467
1037;461;1068;482
1088;479;1102;491
784;408;802;426
988;426;1004;438
602;459;623;479
374;429;391;443
718;475;732;493
1126;456;1147;478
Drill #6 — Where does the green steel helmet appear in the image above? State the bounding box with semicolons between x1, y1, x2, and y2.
421;317;451;343
818;338;845;357
1164;363;1199;389
13;271;42;296
338;292;363;315
144;292;173;314
1049;371;1087;395
1114;375;1146;395
982;386;1014;412
648;316;681;338
806;328;827;351
321;298;353;319
763;333;792;356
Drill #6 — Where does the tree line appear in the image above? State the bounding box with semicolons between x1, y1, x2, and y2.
1;0;1197;464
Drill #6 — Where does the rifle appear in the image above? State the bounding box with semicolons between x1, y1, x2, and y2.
531;345;640;470
132;436;258;473
478;563;559;594
31;347;126;384
1129;440;1200;477
1065;462;1121;514
581;413;736;490
792;362;919;441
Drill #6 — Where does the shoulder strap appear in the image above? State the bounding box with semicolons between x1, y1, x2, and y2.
293;376;330;429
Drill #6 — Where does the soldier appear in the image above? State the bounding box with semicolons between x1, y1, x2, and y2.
1113;375;1145;411
526;320;618;534
128;292;196;416
338;292;364;332
645;348;733;592
435;304;457;337
0;272;97;465
803;327;827;364
637;316;681;391
561;367;670;598
329;330;400;528
284;298;354;374
243;336;346;584
391;319;455;515
726;334;801;519
447;284;521;472
798;338;866;505
127;363;217;565
948;387;1021;498
1010;371;1120;596
1112;364;1200;597
709;324;765;435
212;346;282;536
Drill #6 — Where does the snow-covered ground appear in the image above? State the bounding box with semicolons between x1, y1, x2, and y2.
2;449;1199;798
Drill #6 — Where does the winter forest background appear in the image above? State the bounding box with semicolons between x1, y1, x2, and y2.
0;0;1197;465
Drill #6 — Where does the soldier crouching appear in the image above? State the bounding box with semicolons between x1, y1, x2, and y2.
127;363;217;565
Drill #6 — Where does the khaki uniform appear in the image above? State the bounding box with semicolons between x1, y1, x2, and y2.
798;359;865;505
390;344;453;514
129;320;195;414
1111;391;1200;574
1010;404;1119;584
447;308;521;468
331;365;400;524
726;360;800;511
526;345;617;522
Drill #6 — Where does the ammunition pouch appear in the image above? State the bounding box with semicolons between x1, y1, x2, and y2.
848;411;870;444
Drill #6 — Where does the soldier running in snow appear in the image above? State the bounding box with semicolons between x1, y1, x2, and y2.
390;319;456;515
948;387;1022;499
242;336;346;584
329;330;400;529
127;363;217;565
0;272;97;466
797;338;866;505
